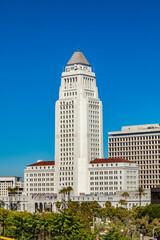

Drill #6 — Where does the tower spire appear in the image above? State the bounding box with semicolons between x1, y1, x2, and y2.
67;50;90;66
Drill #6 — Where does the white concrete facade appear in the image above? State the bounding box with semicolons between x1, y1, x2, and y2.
108;124;160;190
89;158;139;195
27;194;57;213
24;160;55;196
2;190;149;213
55;50;103;196
2;194;28;211
71;190;150;209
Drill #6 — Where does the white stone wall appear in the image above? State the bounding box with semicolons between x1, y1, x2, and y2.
1;190;150;213
71;190;150;209
2;195;28;211
24;162;55;196
89;162;139;195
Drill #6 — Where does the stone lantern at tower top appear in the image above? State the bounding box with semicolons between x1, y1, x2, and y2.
65;50;92;73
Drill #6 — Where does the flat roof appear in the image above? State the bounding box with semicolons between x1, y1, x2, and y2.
109;124;160;136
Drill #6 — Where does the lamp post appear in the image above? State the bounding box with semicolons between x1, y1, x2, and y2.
130;228;134;240
153;227;158;240
35;232;39;240
142;225;145;240
93;215;95;232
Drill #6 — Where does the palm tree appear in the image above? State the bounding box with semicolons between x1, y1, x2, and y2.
121;192;129;209
8;186;19;210
8;186;19;195
55;201;62;211
136;187;146;206
122;192;129;199
59;187;67;201
36;208;42;213
44;207;52;213
0;200;5;208
59;187;68;209
105;201;111;208
66;186;73;201
118;199;127;208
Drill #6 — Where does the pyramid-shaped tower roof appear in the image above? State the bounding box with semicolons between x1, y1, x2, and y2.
67;50;90;66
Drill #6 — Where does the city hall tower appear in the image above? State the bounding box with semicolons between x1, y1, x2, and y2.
55;50;103;196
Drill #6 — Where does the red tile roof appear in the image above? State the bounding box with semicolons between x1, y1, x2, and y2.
27;161;55;167
90;158;133;164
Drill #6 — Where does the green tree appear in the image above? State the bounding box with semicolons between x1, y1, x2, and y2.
136;204;160;221
134;216;150;238
0;209;9;236
89;201;101;217
102;222;126;240
79;202;93;229
45;209;95;239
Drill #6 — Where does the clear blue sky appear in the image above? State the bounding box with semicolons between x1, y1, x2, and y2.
0;0;160;177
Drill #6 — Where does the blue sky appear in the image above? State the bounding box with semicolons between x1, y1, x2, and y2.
0;0;160;177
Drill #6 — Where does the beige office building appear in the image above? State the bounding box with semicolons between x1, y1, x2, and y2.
0;176;23;197
108;124;160;190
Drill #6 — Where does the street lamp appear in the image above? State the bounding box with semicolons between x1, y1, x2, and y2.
142;225;145;240
130;228;134;240
35;232;39;240
153;227;159;240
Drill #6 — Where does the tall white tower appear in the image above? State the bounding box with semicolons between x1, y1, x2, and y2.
55;50;103;196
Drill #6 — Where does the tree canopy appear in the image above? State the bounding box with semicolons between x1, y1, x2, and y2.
1;202;160;239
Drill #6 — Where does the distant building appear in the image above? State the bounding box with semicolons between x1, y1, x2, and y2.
89;158;139;195
0;176;23;197
24;160;55;196
151;188;160;204
108;124;160;190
